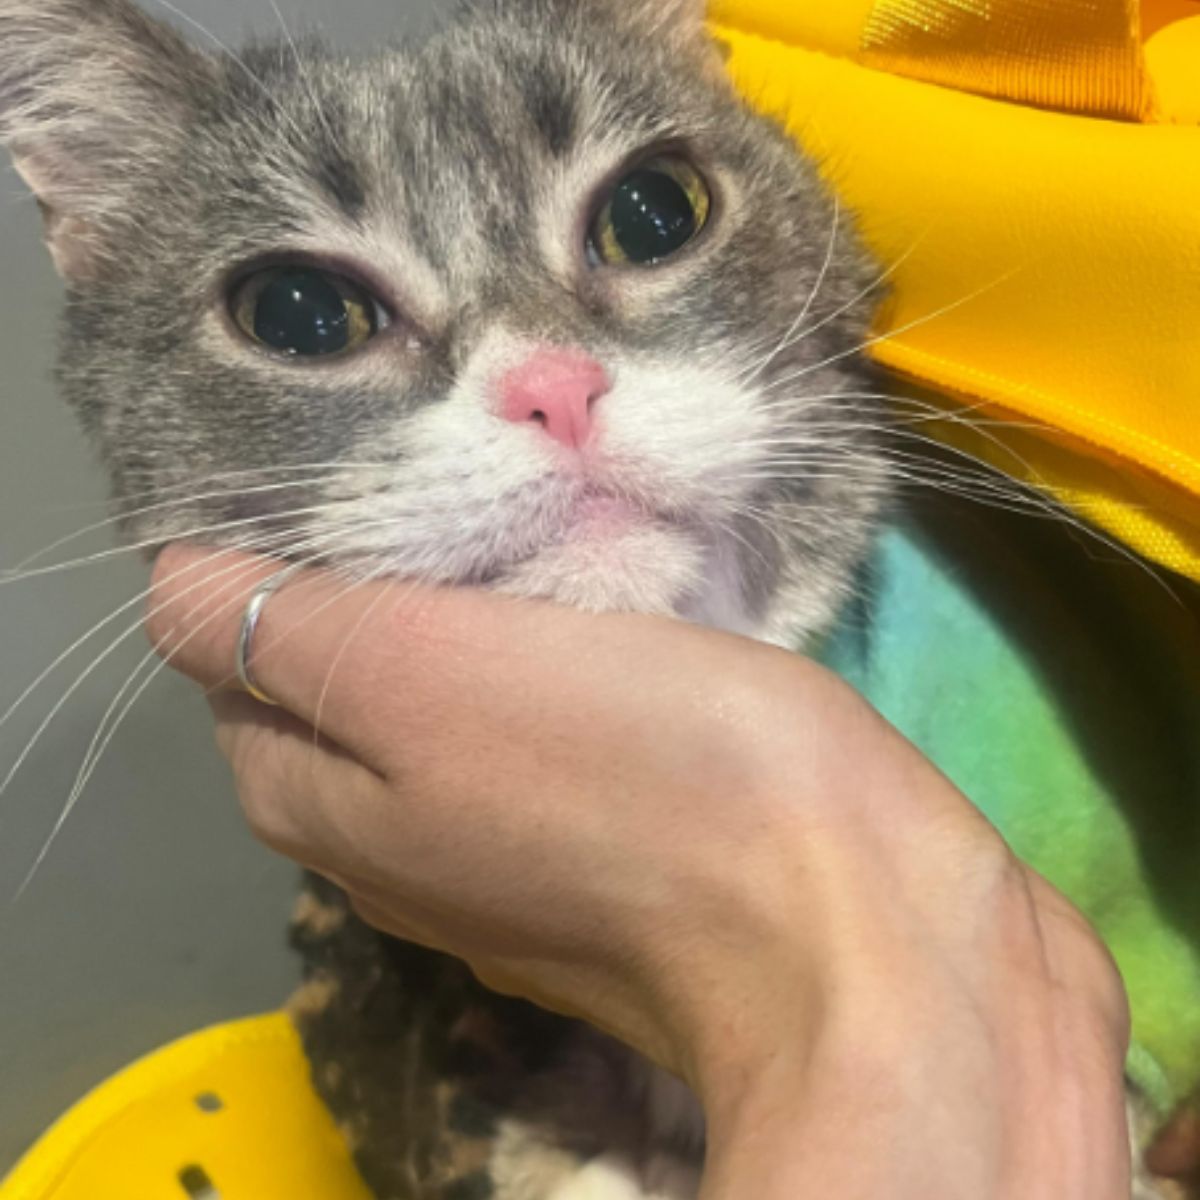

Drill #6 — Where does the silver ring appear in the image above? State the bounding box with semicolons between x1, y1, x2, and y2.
236;565;302;706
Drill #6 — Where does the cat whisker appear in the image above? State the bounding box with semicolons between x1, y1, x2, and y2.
750;390;1071;447
0;547;280;834
882;402;1054;493
744;458;1024;505
730;423;1097;506
141;0;312;149
741;445;1179;601
0;500;376;586
5;515;419;895
262;0;342;157
706;512;778;578
743;444;1075;511
0;514;405;814
43;543;415;895
742;390;1105;520
738;194;841;387
0;533;295;745
883;393;1066;437
12;544;343;900
735;429;1085;513
85;461;398;512
746;223;937;386
751;388;895;412
836;419;1076;504
10;469;389;573
305;561;427;752
763;267;1023;395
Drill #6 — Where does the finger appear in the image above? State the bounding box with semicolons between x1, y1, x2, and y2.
148;543;869;838
206;690;384;867
148;543;437;764
147;542;745;779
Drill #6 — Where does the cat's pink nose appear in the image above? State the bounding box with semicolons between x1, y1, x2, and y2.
498;348;611;450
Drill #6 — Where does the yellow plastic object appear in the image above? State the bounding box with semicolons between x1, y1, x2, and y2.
710;0;1200;583
0;1014;368;1200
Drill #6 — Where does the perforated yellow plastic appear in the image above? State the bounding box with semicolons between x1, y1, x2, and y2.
0;1015;367;1200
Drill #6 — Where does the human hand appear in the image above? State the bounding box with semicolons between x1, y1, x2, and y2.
146;544;1134;1200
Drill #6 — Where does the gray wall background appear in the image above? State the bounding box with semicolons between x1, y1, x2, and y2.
0;0;444;1170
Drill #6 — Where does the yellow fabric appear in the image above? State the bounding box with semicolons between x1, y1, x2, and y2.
862;0;1153;120
709;0;1200;583
0;1015;368;1200
1146;12;1200;123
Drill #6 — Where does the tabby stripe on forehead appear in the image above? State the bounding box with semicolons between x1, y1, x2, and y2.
520;65;579;158
313;148;368;218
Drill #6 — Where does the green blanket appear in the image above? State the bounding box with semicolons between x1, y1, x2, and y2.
819;503;1200;1117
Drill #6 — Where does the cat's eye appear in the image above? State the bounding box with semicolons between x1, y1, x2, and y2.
589;157;711;267
231;266;385;357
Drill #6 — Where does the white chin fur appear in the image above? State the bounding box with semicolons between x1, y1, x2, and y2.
494;522;705;616
324;341;860;646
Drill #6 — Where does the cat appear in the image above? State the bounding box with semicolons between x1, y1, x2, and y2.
0;0;1183;1197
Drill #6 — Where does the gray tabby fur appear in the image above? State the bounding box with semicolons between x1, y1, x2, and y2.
0;1;1173;1197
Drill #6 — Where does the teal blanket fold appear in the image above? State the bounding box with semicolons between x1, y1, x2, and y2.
818;505;1200;1116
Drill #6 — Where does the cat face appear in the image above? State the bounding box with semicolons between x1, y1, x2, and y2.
0;0;887;643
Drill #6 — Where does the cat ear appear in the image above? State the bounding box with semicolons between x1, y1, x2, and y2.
626;0;707;21
0;0;212;280
604;0;708;37
604;0;729;80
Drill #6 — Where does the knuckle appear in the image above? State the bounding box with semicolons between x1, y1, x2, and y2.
972;836;1029;901
227;729;291;849
237;774;291;853
1073;933;1132;1043
233;761;273;835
